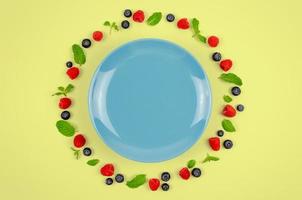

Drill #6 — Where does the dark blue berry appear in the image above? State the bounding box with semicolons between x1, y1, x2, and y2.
212;52;222;62
166;14;175;22
66;61;73;68
82;39;91;48
61;111;70;120
161;183;170;191
217;130;224;137
161;172;171;182
231;86;241;96
191;168;202;177
223;140;233;149
115;174;124;183
105;178;113;185
124;9;132;18
237;104;244;112
121;20;130;29
83;147;92;156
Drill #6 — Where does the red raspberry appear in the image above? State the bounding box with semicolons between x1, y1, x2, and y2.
100;164;115;176
223;105;237;117
177;18;190;29
59;97;71;109
66;67;80;80
207;36;219;47
133;10;145;22
179;167;190;180
92;31;103;41
73;134;86;148
209;137;220;151
148;178;160;191
220;59;233;71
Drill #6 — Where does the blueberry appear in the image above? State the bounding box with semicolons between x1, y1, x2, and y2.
161;183;170;191
105;178;113;185
223;140;233;149
212;52;222;62
161;172;171;182
61;111;70;120
231;86;241;96
166;14;175;22
217;130;224;137
124;9;132;18
236;104;244;112
115;174;124;183
191;168;202;177
82;39;91;48
121;20;130;29
66;61;73;68
83;147;92;156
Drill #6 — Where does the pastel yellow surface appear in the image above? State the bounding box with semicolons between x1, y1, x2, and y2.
0;0;301;199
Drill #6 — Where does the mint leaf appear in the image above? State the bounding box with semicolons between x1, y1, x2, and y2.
126;174;146;188
219;73;243;86
71;147;80;159
72;44;86;65
58;87;64;91
56;120;75;137
52;92;63;96
197;34;206;43
222;119;236;132
223;95;232;103
191;18;200;36
187;160;196;168
87;159;100;166
104;21;110;26
202;153;219;163
64;84;74;93
147;12;162;26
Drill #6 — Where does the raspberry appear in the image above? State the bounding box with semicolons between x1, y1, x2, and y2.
133;10;145;22
209;137;220;151
179;167;190;180
73;134;86;148
222;105;237;117
92;31;103;41
177;18;190;29
59;97;71;109
208;36;219;47
220;59;233;71
148;178;160;191
66;67;80;80
100;164;115;176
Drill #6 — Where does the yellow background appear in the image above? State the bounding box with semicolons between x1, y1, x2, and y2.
1;0;301;199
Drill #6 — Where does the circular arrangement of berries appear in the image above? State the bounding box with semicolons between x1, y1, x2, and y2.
52;9;244;191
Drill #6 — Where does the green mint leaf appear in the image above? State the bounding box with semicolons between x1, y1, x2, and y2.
219;73;243;86
222;119;236;132
104;21;110;26
191;18;200;35
87;159;100;166
72;44;86;65
71;147;80;159
202;153;219;163
52;92;63;96
58;86;64;91
187;159;196;168
223;95;233;103
114;24;119;31
64;84;74;93
197;34;206;43
147;12;162;26
126;174;146;188
56;120;75;137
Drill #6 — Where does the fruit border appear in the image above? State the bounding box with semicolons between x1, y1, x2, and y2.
53;9;244;191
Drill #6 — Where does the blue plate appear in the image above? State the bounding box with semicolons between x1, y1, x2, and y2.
89;39;211;162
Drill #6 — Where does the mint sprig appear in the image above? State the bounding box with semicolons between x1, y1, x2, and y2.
71;147;81;159
104;21;119;34
52;84;74;96
202;153;220;163
191;18;206;43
